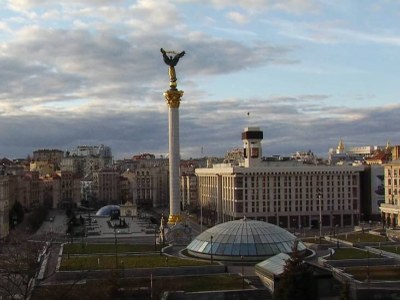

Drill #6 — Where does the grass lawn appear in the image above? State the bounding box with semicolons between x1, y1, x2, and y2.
338;232;388;243
379;245;400;255
32;274;250;300
63;243;161;255
60;254;212;270
329;248;380;260
344;266;400;281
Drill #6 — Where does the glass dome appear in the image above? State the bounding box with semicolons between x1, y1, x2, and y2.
95;205;120;217
186;218;306;261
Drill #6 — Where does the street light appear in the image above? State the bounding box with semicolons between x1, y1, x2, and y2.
336;224;339;248
367;250;370;282
241;255;244;289
317;188;322;243
292;218;296;235
200;203;203;233
154;224;158;251
210;235;213;264
113;221;118;269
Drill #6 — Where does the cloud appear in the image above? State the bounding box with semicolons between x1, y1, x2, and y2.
7;0;124;11
226;11;250;24
263;18;400;46
1;90;399;159
0;0;397;162
198;0;318;13
127;0;184;33
180;97;400;157
0;25;294;115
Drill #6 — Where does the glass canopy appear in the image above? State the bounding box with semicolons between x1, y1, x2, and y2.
186;218;306;260
95;205;120;217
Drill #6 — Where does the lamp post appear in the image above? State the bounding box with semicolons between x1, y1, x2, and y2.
154;224;158;251
210;235;213;264
367;250;370;282
81;227;85;250
114;223;118;269
241;255;244;289
336;224;339;248
292;217;296;235
317;188;322;243
200;203;203;233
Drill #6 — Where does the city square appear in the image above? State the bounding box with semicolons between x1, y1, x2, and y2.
1;2;400;300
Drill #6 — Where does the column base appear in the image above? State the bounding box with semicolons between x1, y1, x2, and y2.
168;214;184;225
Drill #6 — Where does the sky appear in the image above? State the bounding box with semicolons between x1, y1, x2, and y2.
1;0;400;160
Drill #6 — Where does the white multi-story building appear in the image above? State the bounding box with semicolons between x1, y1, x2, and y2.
380;159;400;228
92;168;120;206
62;144;113;178
196;127;364;229
132;165;169;208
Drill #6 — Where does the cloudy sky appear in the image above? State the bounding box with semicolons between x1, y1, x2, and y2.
0;0;399;160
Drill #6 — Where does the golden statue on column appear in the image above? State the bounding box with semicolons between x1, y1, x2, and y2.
160;48;185;89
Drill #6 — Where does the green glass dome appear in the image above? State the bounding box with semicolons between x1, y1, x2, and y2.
186;218;306;261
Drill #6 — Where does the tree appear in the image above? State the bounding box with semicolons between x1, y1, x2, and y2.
340;280;351;300
274;245;317;300
9;201;24;228
0;233;44;300
26;205;49;232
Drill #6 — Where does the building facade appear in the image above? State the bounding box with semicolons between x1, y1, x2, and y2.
132;165;169;208
33;149;64;167
56;171;81;209
380;160;400;228
196;127;364;229
92;169;120;206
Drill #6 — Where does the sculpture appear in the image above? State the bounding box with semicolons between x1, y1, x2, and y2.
160;48;185;86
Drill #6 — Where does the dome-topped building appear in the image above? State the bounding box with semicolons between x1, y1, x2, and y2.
186;218;306;262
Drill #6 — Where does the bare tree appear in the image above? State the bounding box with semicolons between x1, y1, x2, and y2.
0;233;45;299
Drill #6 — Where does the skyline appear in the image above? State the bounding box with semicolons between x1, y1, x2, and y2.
1;1;400;160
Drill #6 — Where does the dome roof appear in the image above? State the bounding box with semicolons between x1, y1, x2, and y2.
186;218;306;261
95;205;120;217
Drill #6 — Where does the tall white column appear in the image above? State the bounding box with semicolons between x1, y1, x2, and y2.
168;106;180;218
164;89;184;224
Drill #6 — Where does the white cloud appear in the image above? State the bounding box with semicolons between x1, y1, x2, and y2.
127;0;184;33
226;11;249;24
191;0;318;13
263;18;400;46
0;0;397;160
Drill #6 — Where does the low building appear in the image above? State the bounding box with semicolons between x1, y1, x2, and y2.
120;201;137;217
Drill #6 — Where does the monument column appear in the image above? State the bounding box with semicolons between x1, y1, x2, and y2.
164;89;183;224
160;48;185;225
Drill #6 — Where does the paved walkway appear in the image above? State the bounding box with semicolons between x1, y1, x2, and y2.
69;212;161;241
